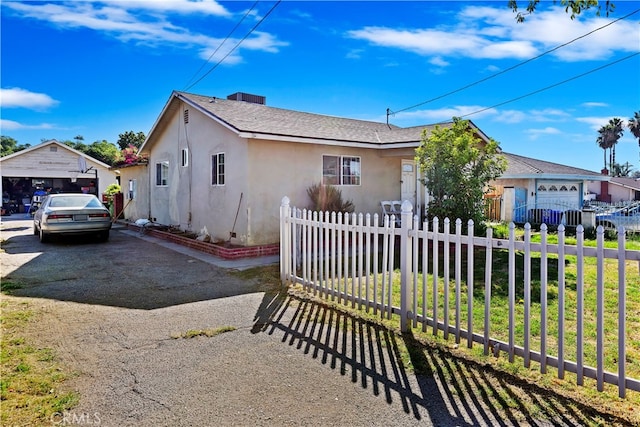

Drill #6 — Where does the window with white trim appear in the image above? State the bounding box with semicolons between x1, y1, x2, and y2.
156;161;169;186
211;153;225;186
322;155;360;186
181;148;189;167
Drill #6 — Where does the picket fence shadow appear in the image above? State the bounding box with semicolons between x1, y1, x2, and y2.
279;197;640;398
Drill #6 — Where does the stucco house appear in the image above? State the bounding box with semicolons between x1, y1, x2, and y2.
588;176;640;203
127;90;494;247
490;152;608;224
1;140;118;214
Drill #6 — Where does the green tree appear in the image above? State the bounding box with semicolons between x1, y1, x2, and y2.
1;136;31;157
508;0;614;22
415;118;507;229
116;131;146;150
85;140;120;165
611;161;634;177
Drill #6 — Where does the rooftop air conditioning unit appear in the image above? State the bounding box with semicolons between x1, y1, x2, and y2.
227;92;266;105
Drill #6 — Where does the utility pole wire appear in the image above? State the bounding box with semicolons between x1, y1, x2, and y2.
390;8;640;116
184;0;281;92
458;52;640;119
184;1;259;90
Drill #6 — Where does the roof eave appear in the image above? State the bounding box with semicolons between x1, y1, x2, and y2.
499;173;609;181
238;131;420;149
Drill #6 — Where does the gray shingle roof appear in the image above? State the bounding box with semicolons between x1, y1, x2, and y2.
610;177;640;190
502;152;602;177
176;91;443;145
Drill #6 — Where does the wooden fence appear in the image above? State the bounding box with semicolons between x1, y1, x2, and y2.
279;196;640;398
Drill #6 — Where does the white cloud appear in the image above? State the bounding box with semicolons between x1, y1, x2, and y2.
494;110;527;123
346;4;637;62
2;1;285;62
346;49;364;60
577;115;630;131
395;106;498;123
429;56;449;67
0;88;59;110
525;127;562;140
582;102;609;108
0;119;56;131
491;108;571;124
347;26;535;59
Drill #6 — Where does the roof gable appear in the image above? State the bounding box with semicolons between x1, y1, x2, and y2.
141;90;492;153
0;139;112;169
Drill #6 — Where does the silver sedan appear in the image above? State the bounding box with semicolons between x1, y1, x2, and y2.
33;193;112;243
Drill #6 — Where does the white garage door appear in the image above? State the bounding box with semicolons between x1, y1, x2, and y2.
536;182;580;209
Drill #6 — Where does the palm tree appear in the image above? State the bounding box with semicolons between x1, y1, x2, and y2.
596;126;612;172
597;118;624;174
611;161;634;177
629;111;640;145
607;118;624;170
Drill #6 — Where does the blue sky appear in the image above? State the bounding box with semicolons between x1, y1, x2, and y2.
1;0;639;173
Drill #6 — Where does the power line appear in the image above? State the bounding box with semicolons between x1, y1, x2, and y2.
457;52;640;119
183;1;259;90
389;8;640;116
184;0;281;92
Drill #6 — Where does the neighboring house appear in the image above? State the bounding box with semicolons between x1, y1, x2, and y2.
133;90;494;247
588;176;640;203
1;140;118;213
489;152;608;224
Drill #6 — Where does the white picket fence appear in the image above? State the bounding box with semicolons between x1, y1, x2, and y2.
279;196;640;398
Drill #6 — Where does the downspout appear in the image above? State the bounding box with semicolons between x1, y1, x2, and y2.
147;159;152;220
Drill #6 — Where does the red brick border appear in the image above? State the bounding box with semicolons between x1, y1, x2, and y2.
123;223;279;260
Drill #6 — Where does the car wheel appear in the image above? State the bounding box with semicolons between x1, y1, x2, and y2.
33;223;38;235
39;227;49;243
98;230;109;242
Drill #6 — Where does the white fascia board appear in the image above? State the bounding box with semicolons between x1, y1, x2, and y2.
237;131;420;150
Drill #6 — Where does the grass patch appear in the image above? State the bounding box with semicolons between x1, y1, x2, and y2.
1;281;23;293
280;227;640;425
0;298;78;426
171;326;236;339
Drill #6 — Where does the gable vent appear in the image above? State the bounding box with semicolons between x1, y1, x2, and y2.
227;92;266;105
184;109;189;124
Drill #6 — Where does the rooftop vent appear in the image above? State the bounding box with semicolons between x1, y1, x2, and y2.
227;92;266;105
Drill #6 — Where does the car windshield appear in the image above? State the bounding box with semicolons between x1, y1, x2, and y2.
49;195;103;208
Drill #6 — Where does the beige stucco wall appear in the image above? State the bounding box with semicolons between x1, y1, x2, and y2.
588;181;635;202
245;140;406;245
118;164;150;221
144;101;415;246
145;101;252;244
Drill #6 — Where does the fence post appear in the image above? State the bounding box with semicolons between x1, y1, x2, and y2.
280;196;290;284
400;200;413;332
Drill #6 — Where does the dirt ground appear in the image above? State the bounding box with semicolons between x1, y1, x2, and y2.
1;217;637;427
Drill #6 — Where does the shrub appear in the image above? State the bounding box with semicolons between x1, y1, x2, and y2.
307;183;355;213
104;183;121;196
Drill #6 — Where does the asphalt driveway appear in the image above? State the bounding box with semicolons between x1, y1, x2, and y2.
0;216;629;426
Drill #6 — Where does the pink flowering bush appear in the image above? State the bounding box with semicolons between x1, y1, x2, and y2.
115;144;148;166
